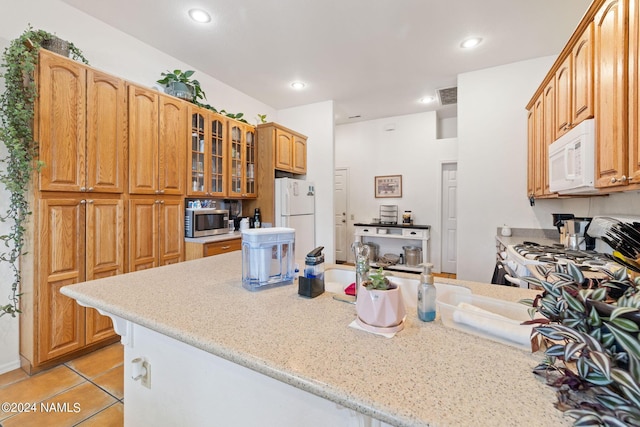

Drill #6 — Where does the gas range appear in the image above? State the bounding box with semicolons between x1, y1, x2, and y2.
507;242;613;268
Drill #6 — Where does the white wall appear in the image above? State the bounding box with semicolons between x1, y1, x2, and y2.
277;101;335;262
335;112;458;270
457;56;640;282
0;0;280;374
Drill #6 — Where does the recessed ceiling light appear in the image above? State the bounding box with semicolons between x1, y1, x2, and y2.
290;81;306;90
188;9;211;23
460;37;482;49
419;96;435;104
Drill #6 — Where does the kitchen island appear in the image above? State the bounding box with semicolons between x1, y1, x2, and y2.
61;252;569;426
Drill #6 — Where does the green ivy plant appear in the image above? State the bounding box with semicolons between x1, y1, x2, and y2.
157;69;206;103
522;263;640;426
0;26;87;317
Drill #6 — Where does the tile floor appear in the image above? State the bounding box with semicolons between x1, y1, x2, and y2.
0;343;124;427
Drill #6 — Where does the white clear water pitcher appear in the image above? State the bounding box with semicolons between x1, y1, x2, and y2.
241;228;295;291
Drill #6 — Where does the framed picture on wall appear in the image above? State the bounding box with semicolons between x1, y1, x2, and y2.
374;175;402;198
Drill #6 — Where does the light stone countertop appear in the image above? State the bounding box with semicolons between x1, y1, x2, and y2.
61;253;570;427
184;231;241;244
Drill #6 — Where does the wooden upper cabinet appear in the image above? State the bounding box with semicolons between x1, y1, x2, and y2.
158;94;187;195
628;0;640;184
573;22;594;125
275;129;294;171
38;51;87;192
38;50;126;194
227;121;257;198
187;107;227;197
594;0;628;188
527;109;535;199
555;22;594;139
555;56;572;138
533;96;545;196
292;135;307;174
128;85;159;194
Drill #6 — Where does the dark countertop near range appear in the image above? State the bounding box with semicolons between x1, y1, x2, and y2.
354;223;430;230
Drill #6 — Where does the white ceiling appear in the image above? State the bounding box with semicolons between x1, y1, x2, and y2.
60;0;591;124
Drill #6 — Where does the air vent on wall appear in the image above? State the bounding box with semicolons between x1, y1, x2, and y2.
437;87;458;105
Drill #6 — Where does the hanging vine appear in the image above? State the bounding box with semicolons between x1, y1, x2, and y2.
0;26;87;317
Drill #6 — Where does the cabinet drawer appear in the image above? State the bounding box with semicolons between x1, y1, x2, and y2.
355;227;375;235
402;229;426;238
204;239;242;257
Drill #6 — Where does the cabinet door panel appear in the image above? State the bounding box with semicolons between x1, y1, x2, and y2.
629;0;640;183
129;199;158;271
159;199;184;265
38;51;86;192
228;124;244;197
573;22;594;124
87;70;126;193
555;57;572;137
38;199;85;362
274;130;293;171
159;95;186;195
86;199;124;279
595;0;628;188
129;86;159;194
292;135;307;174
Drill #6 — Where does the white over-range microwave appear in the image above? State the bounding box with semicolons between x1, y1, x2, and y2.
185;208;229;238
548;118;597;194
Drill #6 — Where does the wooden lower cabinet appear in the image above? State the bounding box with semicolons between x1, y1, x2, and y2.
128;197;184;272
185;238;241;260
21;196;124;371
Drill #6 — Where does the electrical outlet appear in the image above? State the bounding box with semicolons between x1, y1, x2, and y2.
141;360;151;389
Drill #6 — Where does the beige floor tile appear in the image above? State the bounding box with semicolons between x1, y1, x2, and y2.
0;365;83;422
0;368;29;388
1;381;116;427
65;343;124;379
76;401;124;427
91;365;124;400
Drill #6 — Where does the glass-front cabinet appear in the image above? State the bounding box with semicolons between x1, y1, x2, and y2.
188;107;226;197
227;121;257;198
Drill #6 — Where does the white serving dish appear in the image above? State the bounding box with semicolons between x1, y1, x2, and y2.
436;291;536;351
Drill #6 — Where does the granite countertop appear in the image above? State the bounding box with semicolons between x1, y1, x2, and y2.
61;253;569;427
184;231;241;244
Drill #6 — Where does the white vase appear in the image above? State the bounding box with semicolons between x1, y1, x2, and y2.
356;283;406;328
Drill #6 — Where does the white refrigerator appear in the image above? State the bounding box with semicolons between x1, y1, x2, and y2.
275;177;316;259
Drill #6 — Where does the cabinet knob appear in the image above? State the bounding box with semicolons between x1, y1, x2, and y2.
611;176;627;183
80;200;86;204
88;187;94;192
155;190;160;194
160;190;165;194
80;187;86;192
87;200;94;204
160;200;165;204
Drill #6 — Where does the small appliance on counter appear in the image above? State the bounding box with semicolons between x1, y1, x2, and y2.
185;208;229;238
402;210;413;225
299;246;325;298
552;213;575;246
241;227;295;291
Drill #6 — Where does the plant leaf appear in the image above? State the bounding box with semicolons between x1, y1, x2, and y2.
601;415;632;427
611;317;640;333
567;411;601;426
611;306;640;321
564;341;586;360
606;322;640;358
588;351;612;379
562;288;585;313
568;261;585;283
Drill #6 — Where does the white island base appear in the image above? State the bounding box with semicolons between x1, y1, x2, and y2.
115;316;389;427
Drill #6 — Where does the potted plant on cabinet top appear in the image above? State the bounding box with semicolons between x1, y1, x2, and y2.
356;268;406;332
157;69;206;103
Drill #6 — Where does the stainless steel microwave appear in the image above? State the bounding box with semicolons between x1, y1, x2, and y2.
185;208;229;238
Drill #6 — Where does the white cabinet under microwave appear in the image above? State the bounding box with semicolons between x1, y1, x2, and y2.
548;119;597;194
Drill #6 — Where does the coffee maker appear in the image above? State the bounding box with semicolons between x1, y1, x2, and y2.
552;213;575;246
565;217;596;250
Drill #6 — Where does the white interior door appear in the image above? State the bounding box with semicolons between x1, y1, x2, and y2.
334;168;348;262
441;163;457;274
